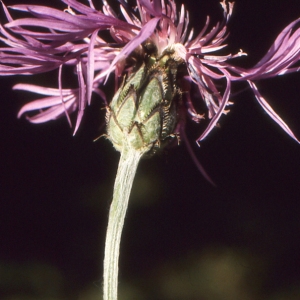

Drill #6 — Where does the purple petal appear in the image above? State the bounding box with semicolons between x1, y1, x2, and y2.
106;17;160;79
139;0;162;17
6;18;84;32
248;80;300;143
253;18;300;69
17;95;74;116
86;30;99;105
24;101;75;123
197;70;231;143
73;59;86;135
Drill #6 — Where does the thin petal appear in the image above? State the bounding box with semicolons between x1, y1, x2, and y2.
248;80;300;143
86;30;99;105
73;59;86;134
197;70;231;143
106;17;160;79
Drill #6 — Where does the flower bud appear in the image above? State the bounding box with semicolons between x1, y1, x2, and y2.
106;54;182;156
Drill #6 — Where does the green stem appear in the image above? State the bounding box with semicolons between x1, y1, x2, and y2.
103;145;145;300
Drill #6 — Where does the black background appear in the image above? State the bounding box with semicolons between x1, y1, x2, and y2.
0;0;300;299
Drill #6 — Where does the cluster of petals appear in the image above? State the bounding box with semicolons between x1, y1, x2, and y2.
0;0;299;143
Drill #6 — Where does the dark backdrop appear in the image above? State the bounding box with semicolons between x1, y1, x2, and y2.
0;0;299;299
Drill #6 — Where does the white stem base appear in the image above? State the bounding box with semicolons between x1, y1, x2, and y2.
103;146;145;300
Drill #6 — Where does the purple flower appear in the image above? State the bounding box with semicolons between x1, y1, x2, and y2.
0;0;299;142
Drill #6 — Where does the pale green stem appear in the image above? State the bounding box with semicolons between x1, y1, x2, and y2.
103;145;146;300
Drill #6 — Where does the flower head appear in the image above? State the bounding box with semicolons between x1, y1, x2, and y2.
0;0;299;144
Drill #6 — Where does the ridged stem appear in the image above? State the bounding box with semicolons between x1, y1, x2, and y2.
103;145;146;300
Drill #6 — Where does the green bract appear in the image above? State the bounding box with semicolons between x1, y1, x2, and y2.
106;52;183;155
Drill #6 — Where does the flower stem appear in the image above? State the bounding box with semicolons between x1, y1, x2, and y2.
103;145;145;300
